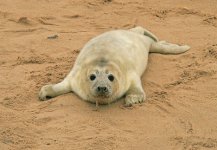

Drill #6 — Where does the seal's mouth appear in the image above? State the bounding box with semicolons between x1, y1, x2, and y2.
90;84;113;105
92;94;112;104
91;94;113;110
95;94;110;98
91;88;112;99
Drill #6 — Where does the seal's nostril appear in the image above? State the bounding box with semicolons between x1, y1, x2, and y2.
97;87;101;92
103;87;107;92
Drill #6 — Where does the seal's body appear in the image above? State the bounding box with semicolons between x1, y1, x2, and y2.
39;26;190;106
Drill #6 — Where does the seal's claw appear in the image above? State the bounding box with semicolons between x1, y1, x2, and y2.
39;84;54;101
125;94;144;107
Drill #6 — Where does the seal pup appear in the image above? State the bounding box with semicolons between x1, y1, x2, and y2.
39;26;190;107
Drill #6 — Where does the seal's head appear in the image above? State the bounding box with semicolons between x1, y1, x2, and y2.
86;65;120;104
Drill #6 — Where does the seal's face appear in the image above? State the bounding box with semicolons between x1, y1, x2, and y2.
87;67;118;103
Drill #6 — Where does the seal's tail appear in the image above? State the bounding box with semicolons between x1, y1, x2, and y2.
150;41;190;54
129;26;190;54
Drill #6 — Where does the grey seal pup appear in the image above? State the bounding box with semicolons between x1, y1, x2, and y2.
39;26;190;106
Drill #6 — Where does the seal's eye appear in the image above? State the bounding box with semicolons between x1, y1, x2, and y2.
108;74;114;82
90;74;96;81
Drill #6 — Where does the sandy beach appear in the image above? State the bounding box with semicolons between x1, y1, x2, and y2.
0;0;217;149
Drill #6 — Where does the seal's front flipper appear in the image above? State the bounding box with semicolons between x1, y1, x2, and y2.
39;79;71;101
125;74;146;107
125;94;145;107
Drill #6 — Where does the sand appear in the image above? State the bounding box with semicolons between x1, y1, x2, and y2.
0;0;217;149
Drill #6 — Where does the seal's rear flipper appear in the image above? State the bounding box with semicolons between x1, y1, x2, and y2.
130;26;190;54
150;41;190;54
129;26;159;42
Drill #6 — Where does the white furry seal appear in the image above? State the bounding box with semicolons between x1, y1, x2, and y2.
39;26;190;106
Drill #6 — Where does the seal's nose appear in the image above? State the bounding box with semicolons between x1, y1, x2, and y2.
97;86;108;93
